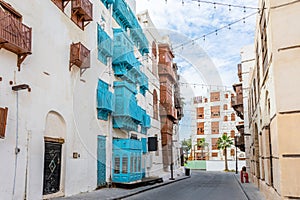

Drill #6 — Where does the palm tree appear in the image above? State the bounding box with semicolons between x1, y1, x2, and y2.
217;134;233;171
197;138;208;160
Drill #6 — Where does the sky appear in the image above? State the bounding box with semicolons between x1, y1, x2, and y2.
136;0;258;140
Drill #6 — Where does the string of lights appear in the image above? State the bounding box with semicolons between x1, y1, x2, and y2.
184;0;260;10
173;11;259;50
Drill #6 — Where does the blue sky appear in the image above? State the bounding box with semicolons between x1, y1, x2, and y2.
136;0;258;140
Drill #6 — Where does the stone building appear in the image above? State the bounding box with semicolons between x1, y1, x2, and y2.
234;1;300;199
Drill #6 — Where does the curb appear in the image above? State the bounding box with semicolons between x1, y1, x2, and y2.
111;176;191;200
233;174;250;200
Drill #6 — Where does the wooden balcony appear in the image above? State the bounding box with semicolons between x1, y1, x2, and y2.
0;10;32;70
69;42;90;71
158;63;176;82
71;0;93;30
160;103;177;120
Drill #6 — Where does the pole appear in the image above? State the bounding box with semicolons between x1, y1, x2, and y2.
235;136;238;174
170;140;175;180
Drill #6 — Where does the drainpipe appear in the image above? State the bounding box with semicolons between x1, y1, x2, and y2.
11;83;31;199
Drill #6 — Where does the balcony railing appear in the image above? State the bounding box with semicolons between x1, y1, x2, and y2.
113;0;135;30
71;0;93;30
0;10;32;69
160;103;177;120
69;42;90;70
97;79;114;120
98;24;112;64
158;63;176;82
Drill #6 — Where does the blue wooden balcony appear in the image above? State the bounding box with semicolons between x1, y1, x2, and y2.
130;26;149;55
113;81;142;131
100;0;114;9
138;72;149;96
112;0;136;30
97;80;114;120
112;138;143;183
98;24;113;65
113;29;141;79
140;109;151;134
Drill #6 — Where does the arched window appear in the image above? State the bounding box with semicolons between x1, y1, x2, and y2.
153;89;158;120
223;104;228;110
152;41;158;76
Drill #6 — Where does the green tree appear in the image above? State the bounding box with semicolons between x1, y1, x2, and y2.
181;138;192;160
217;134;233;171
197;138;208;160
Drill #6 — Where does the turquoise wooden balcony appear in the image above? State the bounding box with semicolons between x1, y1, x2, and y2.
130;27;149;55
98;24;113;65
112;138;143;183
140;109;151;134
113;29;141;79
97;80;114;120
112;0;136;30
113;81;142;131
138;72;149;96
100;0;114;9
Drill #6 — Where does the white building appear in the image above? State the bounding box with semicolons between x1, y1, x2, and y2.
0;0;165;199
192;90;243;161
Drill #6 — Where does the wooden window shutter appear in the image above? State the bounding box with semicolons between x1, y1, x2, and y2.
0;107;8;138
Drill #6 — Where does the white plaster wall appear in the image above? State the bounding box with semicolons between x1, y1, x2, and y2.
206;160;246;171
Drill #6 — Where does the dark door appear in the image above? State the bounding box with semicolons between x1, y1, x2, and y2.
43;142;62;195
97;135;106;187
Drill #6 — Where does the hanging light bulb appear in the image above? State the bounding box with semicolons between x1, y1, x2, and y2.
215;30;218;35
198;0;200;7
203;35;205;41
182;0;184;6
244;6;246;13
228;5;231;11
213;2;216;9
243;17;246;23
228;24;231;29
165;0;167;3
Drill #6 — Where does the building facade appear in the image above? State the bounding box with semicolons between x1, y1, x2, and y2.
193;90;243;161
234;1;300;199
0;0;183;199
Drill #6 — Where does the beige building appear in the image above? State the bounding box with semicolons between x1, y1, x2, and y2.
237;1;300;199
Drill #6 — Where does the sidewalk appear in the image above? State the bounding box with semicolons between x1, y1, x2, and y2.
52;168;189;200
234;174;266;200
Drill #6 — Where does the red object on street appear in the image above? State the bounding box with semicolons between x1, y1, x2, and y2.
240;170;249;183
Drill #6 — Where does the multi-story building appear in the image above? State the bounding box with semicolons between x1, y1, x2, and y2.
193;90;242;161
0;0;178;199
234;1;300;199
158;41;183;171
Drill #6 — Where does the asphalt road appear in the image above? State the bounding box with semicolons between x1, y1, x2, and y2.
124;171;248;200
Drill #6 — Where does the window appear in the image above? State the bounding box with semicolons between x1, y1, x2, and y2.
210;92;220;102
211;106;220;118
122;156;128;173
260;4;268;75
0;107;8;138
225;93;229;98
114;157;120;174
211;138;218;150
152;41;158;76
197;122;204;135
223;104;228;110
212;152;218;157
224;116;228;121
204;98;208;103
231;113;236;121
230;130;235;138
230;149;235;156
197;107;204;119
211;122;219;134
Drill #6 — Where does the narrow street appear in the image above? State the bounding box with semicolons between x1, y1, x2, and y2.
125;171;248;200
